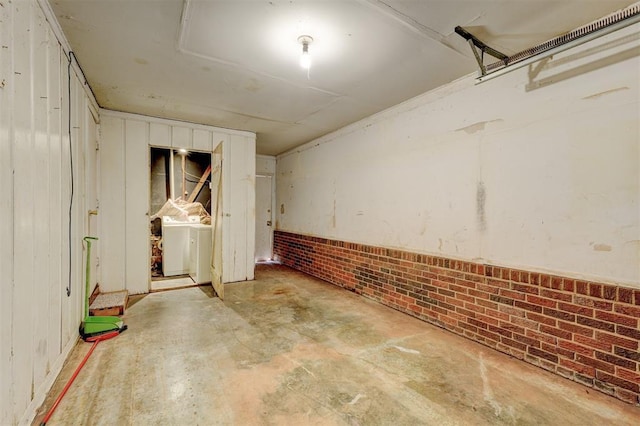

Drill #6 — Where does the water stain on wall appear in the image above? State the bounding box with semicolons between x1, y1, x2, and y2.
332;199;336;228
476;181;486;232
592;243;612;252
332;180;337;228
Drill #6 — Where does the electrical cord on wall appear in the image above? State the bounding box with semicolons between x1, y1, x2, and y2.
65;52;76;297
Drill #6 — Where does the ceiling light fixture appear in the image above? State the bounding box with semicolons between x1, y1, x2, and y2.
298;35;313;69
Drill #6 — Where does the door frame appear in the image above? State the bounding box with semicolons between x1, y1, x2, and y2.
255;174;275;261
148;146;216;292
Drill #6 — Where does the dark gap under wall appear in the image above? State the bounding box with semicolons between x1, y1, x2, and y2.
274;231;640;405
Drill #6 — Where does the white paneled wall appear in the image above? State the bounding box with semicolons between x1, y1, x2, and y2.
99;111;256;293
0;1;99;424
99;117;127;291
124;120;151;290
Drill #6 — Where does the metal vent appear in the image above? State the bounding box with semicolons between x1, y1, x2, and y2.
485;3;640;73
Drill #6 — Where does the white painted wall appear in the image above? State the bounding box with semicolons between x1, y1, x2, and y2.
277;24;640;287
0;1;100;424
99;111;256;292
257;154;276;176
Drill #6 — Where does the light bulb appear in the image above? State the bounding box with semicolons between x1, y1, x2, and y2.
300;51;311;69
298;35;313;70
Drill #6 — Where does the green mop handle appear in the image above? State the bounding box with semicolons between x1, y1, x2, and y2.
83;237;98;318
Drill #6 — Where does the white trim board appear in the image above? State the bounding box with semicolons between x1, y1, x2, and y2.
100;109;256;139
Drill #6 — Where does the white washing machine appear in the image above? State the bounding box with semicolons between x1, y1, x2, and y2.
162;216;199;277
189;224;212;284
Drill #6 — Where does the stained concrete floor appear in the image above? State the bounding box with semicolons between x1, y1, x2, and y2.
35;264;638;425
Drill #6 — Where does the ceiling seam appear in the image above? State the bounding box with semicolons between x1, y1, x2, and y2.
358;0;470;58
177;0;343;99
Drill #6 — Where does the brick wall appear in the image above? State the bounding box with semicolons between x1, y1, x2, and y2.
274;231;640;405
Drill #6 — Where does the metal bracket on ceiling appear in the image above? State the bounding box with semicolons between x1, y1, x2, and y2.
454;26;507;76
455;3;640;83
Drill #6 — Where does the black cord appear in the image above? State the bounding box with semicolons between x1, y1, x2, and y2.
66;52;74;297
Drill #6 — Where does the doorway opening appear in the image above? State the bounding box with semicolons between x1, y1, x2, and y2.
255;174;274;263
149;147;213;291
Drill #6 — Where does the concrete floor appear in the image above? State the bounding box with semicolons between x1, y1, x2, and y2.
35;264;638;425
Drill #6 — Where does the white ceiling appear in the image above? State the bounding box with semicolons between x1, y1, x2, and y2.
50;0;635;155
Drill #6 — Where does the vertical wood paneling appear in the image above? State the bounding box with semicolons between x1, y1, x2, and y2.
0;0;15;423
222;137;232;283
70;75;86;341
46;36;63;372
32;8;50;391
192;129;212;152
12;2;35;413
149;122;170;147
245;136;256;280
124;119;150;294
99;116;126;292
171;125;192;149
223;134;256;282
1;2;98;423
58;46;72;357
84;108;99;295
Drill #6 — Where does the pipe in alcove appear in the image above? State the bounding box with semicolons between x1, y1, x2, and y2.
169;150;175;200
180;151;187;199
164;150;171;200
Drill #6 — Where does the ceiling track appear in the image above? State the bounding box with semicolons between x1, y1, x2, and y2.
457;3;640;83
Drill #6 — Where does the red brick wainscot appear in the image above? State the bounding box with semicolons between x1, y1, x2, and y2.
273;231;640;405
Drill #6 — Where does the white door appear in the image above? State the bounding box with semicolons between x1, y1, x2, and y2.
255;175;273;262
210;145;223;299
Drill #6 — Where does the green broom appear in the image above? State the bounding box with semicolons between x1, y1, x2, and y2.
79;237;126;341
